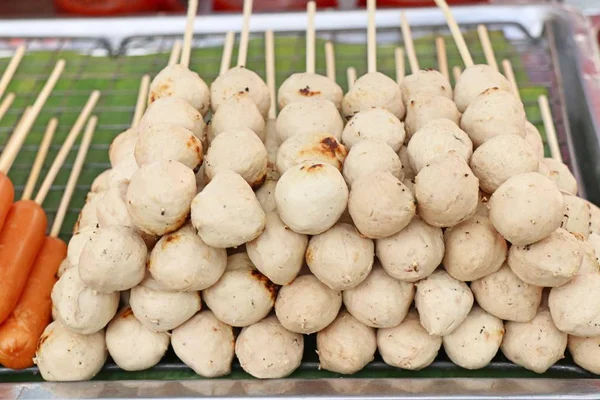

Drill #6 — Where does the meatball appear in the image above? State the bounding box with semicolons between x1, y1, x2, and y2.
148;64;210;115
404;93;460;139
453;64;512;112
342;138;403;188
278;72;343;110
210;66;271;118
549;273;600;336
342;72;405;120
400;69;453;104
109;128;137;167
568;335;600;375
139;97;205;142
135;123;202;171
524;121;545;159
540;158;578;195
210;95;265;142
276;98;343;143
342;107;405;152
276;131;347;175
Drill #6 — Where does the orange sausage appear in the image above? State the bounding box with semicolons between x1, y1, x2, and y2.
0;200;47;325
0;236;66;369
0;173;15;232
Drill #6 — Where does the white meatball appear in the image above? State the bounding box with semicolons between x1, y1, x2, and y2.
342;107;405;152
210;95;265;142
109;128;137;167
91;169;111;193
126;160;196;236
549;273;600;336
376;216;444;282
404;93;460;139
400;69;453;104
51;267;119;335
407;118;473;174
275;161;348;235
277;131;347;175
35;321;106;381
443;216;507;281
471;263;543;322
306;223;374;290
274;274;341;334
204;128;267;188
471;134;539;194
561;193;591;239
343;264;414;328
75;192;101;233
348;171;415;239
210;66;270;117
108;153;139;187
78;226;146;293
66;229;98;267
255;179;277;213
377;309;442;370
317;311;376;374
342;72;405;120
415;151;479;227
202;254;276;327
501;307;567;373
129;275;201;332
57;258;73;278
191;170;266;248
442;307;504;370
148;63;210;114
106;307;170;371
96;183;133;229
540;158;578;195
278;72;343;110
342;139;403;188
140;96;206;141
246;212;308;285
276;98;343;143
454;64;513;112
135;123;202;171
524;121;545;159
568;335;600;375
172;310;235;378
236;316;303;379
489;172;564;245
587;201;600;235
461;88;526;148
508;228;582;287
264;119;280;180
149;223;227;291
415;270;474;336
398;145;415;180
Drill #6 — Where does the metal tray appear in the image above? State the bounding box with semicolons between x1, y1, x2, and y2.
0;2;600;398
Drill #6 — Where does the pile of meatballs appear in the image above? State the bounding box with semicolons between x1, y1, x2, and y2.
34;53;600;381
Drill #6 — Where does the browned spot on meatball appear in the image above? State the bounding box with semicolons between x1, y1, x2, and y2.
122;307;134;319
299;86;321;97
306;163;325;172
36;331;51;352
149;79;174;103
162;232;182;248
250;173;267;190
249;270;279;301
305;247;314;264
482;87;500;95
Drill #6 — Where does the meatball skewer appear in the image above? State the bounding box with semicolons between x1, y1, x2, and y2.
435;36;450;82
395;47;405;83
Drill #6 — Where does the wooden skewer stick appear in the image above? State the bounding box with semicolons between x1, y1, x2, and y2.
220;32;235;76
34;90;100;205
21;118;58;201
325;41;336;82
168;40;182;66
433;0;474;68
501;59;520;101
395;47;405;84
306;1;316;74
477;24;498;72
366;0;377;74
50;116;97;237
265;30;276;120
0;45;25;102
180;0;198;68
132;75;151;128
452;66;462;82
400;12;418;74
347;67;357;90
0;93;15;123
0;59;65;175
237;0;253;67
538;94;562;163
436;37;450;82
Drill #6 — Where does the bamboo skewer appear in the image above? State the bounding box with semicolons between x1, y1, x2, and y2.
0;60;65;174
433;0;474;68
366;0;377;74
50;116;97;237
538;94;562;163
0;45;25;102
477;24;498;72
347;67;357;90
436;37;450;82
502;59;520;101
237;0;253;67
325;41;336;82
452;66;462;82
21;118;58;201
0;93;15;123
220;32;235;76
306;1;316;74
401;12;419;74
180;0;198;68
132;75;151;128
395;47;405;84
168;40;182;66
34;90;100;205
265;30;277;120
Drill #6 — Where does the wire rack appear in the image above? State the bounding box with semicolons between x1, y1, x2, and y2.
0;20;570;243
